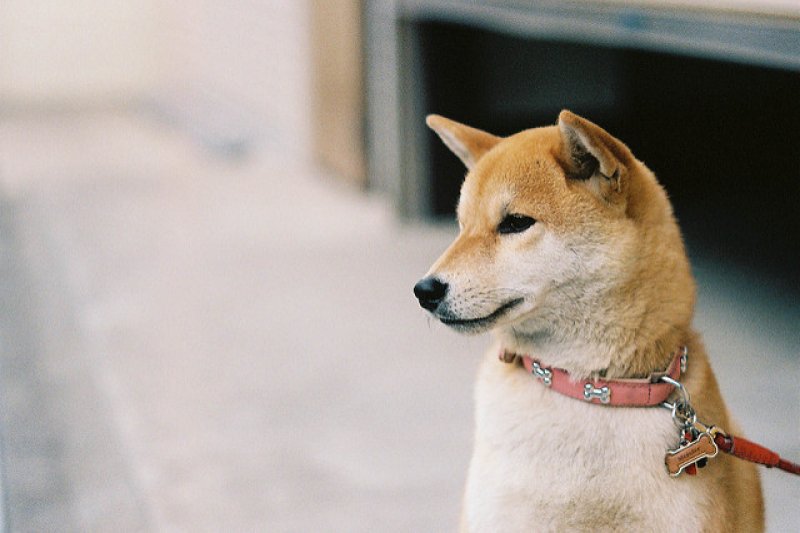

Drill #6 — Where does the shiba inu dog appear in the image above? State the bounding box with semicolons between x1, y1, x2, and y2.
413;111;763;532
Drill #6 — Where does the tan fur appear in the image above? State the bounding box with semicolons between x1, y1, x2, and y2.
420;112;763;532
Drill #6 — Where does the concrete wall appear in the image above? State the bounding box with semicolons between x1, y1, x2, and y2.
157;0;313;157
0;0;162;106
0;0;314;158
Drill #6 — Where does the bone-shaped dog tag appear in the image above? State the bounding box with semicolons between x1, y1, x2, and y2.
665;431;718;477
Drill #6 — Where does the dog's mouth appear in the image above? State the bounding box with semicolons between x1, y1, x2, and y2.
438;298;524;331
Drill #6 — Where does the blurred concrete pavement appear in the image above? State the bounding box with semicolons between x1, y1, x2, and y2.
0;111;797;531
0;111;486;532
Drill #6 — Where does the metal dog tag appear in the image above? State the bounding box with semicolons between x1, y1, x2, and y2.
665;431;719;477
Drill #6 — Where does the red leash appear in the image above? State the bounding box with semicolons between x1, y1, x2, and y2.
714;432;800;475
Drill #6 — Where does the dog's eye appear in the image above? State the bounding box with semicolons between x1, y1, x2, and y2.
498;214;536;234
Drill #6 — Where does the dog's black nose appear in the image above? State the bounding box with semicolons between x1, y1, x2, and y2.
413;277;448;311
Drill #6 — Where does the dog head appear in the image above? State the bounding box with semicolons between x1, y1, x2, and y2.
414;111;695;374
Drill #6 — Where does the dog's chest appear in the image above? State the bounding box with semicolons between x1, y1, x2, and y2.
464;354;710;532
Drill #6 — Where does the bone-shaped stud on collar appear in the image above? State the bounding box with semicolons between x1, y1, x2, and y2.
583;383;611;403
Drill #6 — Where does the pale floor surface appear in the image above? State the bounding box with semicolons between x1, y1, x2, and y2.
0;111;796;532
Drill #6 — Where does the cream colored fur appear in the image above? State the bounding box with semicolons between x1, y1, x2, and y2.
419;112;763;532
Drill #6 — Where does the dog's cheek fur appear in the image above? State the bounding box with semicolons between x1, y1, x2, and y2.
496;168;654;373
443;225;570;327
495;229;567;306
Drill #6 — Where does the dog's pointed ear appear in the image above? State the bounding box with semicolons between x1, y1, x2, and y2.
558;110;634;202
426;114;501;170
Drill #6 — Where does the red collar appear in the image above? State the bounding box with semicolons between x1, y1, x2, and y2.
501;347;687;407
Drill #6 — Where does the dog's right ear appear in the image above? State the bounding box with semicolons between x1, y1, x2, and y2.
557;110;635;206
426;115;501;170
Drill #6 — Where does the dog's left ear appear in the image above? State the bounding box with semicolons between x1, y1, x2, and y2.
426;114;501;170
558;110;634;204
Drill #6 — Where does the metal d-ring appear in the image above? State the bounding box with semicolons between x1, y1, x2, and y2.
669;400;697;429
661;375;690;406
661;376;696;429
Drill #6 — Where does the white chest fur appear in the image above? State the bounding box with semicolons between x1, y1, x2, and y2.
463;351;712;533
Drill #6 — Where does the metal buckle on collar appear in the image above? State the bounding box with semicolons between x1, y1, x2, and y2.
584;383;611;403
531;361;552;386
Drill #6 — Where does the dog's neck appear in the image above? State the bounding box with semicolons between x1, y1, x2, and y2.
496;291;691;381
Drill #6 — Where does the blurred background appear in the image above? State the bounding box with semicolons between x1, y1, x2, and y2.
0;0;797;531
